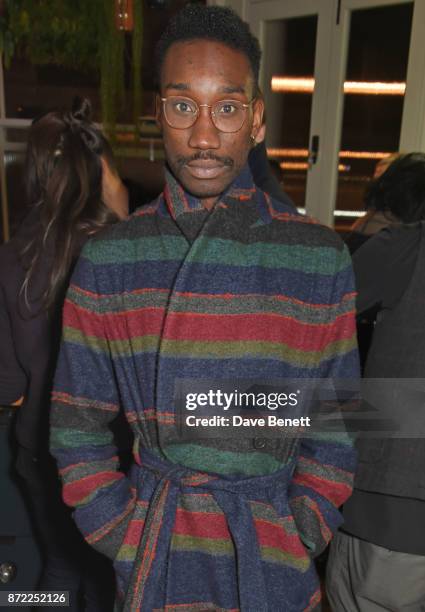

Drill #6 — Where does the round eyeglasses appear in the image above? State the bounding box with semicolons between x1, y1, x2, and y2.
161;96;253;133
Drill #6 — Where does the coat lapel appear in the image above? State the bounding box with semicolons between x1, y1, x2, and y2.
155;165;268;451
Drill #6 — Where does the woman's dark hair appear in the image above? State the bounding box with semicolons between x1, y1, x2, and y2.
21;97;118;310
365;152;425;223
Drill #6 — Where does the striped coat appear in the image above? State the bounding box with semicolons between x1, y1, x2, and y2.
51;166;358;611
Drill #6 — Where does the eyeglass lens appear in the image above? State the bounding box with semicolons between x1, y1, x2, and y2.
163;96;248;132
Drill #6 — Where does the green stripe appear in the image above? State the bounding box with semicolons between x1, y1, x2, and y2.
168;294;353;321
84;236;188;265
50;427;111;448
171;534;234;556
260;545;310;571
116;544;138;562
67;288;169;315
68;288;354;324
179;494;222;515
64;327;356;366
83;236;347;274
163;443;284;476
64;327;109;353
60;461;119;484
298;457;352;482
189;238;348;273
159;337;357;366
249;501;297;528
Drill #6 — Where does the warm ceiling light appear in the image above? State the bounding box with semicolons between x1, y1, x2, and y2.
268;148;392;160
272;77;315;93
280;162;349;172
268;148;310;158
271;76;405;96
339;151;392;159
344;81;405;95
280;162;310;170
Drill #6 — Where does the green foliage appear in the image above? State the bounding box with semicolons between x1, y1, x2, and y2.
132;0;143;128
0;0;143;131
97;0;125;136
5;0;99;70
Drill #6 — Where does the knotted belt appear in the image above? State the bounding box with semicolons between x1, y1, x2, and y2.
123;446;295;612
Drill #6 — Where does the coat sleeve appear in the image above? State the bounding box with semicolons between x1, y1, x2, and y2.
50;244;135;560
288;243;359;556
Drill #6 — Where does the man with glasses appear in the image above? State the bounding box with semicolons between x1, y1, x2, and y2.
51;5;358;610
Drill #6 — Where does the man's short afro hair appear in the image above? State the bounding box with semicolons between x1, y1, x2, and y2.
155;4;262;86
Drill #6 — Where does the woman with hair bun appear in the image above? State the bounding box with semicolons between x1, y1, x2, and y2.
0;97;134;610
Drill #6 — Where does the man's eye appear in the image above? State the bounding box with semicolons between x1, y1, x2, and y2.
175;102;194;113
218;103;237;114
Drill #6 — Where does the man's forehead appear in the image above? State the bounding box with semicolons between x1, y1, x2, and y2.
161;39;253;91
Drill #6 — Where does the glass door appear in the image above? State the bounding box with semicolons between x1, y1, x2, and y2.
247;0;336;218
260;14;317;208
219;0;425;226
334;0;414;232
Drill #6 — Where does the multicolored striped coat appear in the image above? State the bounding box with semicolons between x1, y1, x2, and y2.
51;166;358;611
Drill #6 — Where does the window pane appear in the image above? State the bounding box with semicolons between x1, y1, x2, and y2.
263;16;317;208
335;2;413;228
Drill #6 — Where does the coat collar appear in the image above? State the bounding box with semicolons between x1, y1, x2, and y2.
162;163;257;220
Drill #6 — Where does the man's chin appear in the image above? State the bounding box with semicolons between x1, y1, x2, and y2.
185;185;225;200
178;169;235;201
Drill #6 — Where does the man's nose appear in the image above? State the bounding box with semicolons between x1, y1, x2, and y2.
188;106;220;150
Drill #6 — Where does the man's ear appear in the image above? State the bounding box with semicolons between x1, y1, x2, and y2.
255;122;266;145
155;94;162;131
251;97;265;144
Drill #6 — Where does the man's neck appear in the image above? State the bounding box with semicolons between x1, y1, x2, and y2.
201;196;219;211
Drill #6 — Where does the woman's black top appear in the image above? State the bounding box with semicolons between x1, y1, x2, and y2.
0;190;140;455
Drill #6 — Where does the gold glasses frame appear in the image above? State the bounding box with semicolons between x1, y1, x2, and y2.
160;96;255;133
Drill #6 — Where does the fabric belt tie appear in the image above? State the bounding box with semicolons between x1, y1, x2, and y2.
123;446;294;612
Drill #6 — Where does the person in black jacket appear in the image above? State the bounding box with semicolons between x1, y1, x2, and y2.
327;153;425;611
0;98;135;611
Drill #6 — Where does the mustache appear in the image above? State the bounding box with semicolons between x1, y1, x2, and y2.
177;152;234;168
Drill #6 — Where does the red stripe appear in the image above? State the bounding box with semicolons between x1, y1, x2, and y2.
63;472;122;506
59;456;119;476
293;472;352;507
161;311;355;350
254;519;307;557
122;519;146;546
64;302;355;350
64;304;165;340
63;302;104;336
173;509;230;540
